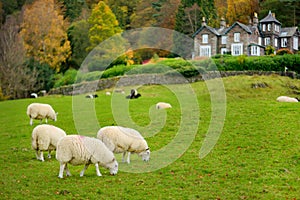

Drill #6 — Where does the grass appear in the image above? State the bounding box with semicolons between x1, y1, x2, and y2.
0;75;300;199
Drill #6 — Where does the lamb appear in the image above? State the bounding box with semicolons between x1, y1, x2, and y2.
30;93;38;98
31;124;66;162
276;96;299;102
85;94;98;98
56;135;118;178
96;126;150;164
27;103;58;125
126;89;141;99
156;102;172;109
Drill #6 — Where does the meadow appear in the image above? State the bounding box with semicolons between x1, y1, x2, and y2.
0;75;299;199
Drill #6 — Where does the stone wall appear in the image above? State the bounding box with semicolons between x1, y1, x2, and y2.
48;71;297;96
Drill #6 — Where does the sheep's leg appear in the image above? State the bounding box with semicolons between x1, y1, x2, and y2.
40;119;42;124
95;163;102;176
122;152;126;163
65;164;71;176
45;118;48;124
39;151;44;162
58;162;66;178
35;150;41;160
80;164;89;177
127;152;131;164
30;118;33;126
47;150;51;159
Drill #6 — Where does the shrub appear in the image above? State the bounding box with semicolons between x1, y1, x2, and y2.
277;48;293;55
53;69;78;88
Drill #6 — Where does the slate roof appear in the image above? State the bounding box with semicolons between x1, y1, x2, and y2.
224;21;252;34
260;10;281;24
192;25;220;38
280;27;299;37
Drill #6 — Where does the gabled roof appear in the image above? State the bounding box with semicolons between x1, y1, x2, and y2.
192;25;220;38
260;10;281;25
225;21;252;34
280;27;299;37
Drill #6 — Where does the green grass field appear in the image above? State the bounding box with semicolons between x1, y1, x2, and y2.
0;75;299;199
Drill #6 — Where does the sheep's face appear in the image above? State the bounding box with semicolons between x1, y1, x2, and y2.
139;148;150;162
108;159;118;175
53;112;58;121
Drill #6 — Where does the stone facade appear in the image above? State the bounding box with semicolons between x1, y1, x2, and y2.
193;11;300;57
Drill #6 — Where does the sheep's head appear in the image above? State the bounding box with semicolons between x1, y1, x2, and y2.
53;112;58;121
108;158;118;175
139;148;150;162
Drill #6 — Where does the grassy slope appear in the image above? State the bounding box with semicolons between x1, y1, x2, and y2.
0;75;299;199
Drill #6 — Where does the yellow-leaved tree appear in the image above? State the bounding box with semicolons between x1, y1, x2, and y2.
20;0;71;72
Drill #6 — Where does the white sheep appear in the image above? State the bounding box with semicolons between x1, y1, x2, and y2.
31;124;66;162
56;135;118;178
156;102;172;109
97;126;150;164
26;103;58;126
276;96;299;102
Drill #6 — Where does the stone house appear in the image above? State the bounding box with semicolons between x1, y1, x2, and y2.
192;11;300;57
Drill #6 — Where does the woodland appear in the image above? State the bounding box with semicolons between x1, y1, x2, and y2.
0;0;299;99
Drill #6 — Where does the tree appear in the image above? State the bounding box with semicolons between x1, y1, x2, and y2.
58;0;86;22
20;0;71;72
68;19;91;68
87;1;122;50
0;14;38;99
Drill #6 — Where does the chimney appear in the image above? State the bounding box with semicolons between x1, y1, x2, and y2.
272;13;275;18
202;17;206;26
253;12;258;26
220;17;226;29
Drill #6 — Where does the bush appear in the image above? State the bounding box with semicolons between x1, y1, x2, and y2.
76;71;103;82
53;69;78;88
277;48;293;55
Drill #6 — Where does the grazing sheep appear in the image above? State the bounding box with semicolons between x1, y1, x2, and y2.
31;124;66;162
106;92;111;96
30;93;38;98
156;102;172;109
85;94;98;98
126;89;141;99
276;96;299;102
27;103;57;126
97;126;150;164
56;135;118;178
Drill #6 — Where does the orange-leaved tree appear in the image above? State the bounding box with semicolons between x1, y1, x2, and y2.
20;0;71;72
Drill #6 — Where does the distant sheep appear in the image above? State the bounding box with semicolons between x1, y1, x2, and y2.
276;96;299;102
30;93;38;98
156;102;172;109
97;126;150;164
56;135;118;178
27;103;57;126
85;94;98;98
31;124;66;162
126;89;141;99
106;92;111;96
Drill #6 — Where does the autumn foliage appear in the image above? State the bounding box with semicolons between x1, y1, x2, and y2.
20;0;71;72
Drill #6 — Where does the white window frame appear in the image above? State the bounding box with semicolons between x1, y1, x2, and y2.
265;37;270;46
221;36;227;44
293;36;298;50
251;46;260;56
275;25;279;32
231;43;243;56
281;38;287;47
199;45;211;57
202;34;208;44
221;48;227;55
258;37;262;45
275;38;278;47
262;24;266;31
267;24;271;31
234;33;240;42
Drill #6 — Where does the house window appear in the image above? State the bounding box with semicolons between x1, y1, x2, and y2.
293;37;298;50
234;33;240;42
221;36;227;44
262;24;266;31
200;45;211;57
275;25;280;32
251;46;260;56
275;38;278;47
221;48;227;55
281;38;287;47
258;37;262;45
267;24;271;31
265;37;270;46
231;44;243;56
202;34;208;44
